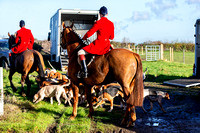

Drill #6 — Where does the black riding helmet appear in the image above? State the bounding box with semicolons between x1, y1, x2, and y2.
99;6;108;16
19;20;25;27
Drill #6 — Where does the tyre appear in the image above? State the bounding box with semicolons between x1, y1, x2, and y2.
0;59;8;70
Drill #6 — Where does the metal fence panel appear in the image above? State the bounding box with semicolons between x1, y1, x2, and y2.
145;45;160;61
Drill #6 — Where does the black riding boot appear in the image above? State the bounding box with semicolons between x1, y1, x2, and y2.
77;55;88;78
9;54;15;69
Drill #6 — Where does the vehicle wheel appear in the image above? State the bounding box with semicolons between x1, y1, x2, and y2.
1;59;8;70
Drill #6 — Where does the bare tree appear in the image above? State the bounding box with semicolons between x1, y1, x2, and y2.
122;37;130;44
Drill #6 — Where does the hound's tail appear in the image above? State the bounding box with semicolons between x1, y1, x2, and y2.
61;80;71;87
47;60;56;70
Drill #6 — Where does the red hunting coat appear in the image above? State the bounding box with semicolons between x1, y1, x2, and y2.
11;27;34;54
82;17;114;55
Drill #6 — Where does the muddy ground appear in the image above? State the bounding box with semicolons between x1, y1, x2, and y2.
112;82;200;133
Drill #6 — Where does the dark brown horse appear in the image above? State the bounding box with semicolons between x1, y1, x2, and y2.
8;33;45;96
61;23;144;127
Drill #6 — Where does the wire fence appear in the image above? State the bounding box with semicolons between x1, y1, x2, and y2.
114;44;194;65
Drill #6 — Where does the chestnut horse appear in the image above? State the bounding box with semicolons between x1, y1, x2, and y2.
8;33;45;96
61;23;144;127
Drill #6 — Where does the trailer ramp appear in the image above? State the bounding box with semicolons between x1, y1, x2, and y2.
163;78;200;87
60;50;68;72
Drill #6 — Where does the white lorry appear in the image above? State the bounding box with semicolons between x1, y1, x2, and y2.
49;9;99;70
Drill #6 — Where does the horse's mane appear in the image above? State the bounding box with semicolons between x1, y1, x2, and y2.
69;27;87;48
8;34;17;49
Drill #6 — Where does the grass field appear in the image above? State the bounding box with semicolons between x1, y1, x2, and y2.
142;60;193;82
0;58;194;132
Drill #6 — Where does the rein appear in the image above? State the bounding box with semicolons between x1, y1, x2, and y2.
62;27;87;57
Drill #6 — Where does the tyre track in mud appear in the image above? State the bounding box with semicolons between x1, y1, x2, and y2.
45;110;65;133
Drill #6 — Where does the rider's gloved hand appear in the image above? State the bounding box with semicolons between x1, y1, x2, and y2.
8;49;13;56
9;49;13;54
82;39;91;45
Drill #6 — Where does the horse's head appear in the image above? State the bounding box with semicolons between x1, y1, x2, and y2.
8;32;16;49
61;22;74;49
61;22;86;57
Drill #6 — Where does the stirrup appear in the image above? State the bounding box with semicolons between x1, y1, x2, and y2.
82;72;88;78
76;71;88;78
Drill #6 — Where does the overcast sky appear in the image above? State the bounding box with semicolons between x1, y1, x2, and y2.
0;0;200;44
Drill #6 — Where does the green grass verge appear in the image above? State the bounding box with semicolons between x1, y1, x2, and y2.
142;60;193;82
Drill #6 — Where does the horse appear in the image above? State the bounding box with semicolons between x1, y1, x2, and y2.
8;33;45;96
61;23;144;127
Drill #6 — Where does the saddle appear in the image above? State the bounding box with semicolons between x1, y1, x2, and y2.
9;50;27;69
84;46;113;66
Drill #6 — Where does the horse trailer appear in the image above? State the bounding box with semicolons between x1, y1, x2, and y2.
49;9;99;70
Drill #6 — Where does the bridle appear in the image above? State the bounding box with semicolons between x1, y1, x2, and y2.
61;27;87;56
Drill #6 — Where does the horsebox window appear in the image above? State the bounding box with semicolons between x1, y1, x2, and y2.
61;14;97;30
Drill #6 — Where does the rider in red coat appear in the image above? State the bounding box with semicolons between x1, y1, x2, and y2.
82;15;114;55
77;6;114;78
9;20;34;68
11;20;34;54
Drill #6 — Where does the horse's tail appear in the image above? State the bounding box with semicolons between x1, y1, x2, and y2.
126;53;144;106
33;50;45;80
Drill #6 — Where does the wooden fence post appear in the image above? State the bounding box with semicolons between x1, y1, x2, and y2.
0;67;3;115
160;44;164;60
137;46;139;54
141;46;143;55
170;47;172;62
172;48;174;62
183;49;185;64
128;43;130;50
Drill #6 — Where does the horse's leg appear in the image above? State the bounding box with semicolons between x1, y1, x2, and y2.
70;83;79;120
127;105;137;127
121;104;130;126
119;84;131;126
25;74;31;96
9;69;17;92
21;74;27;97
85;85;94;118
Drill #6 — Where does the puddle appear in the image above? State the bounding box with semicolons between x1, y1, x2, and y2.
148;117;163;122
144;117;164;127
153;123;159;126
145;122;159;127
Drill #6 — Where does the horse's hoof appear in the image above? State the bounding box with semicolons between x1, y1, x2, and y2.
12;88;17;92
120;119;128;126
22;92;26;97
69;116;75;120
88;114;93;119
108;109;113;112
127;121;135;127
